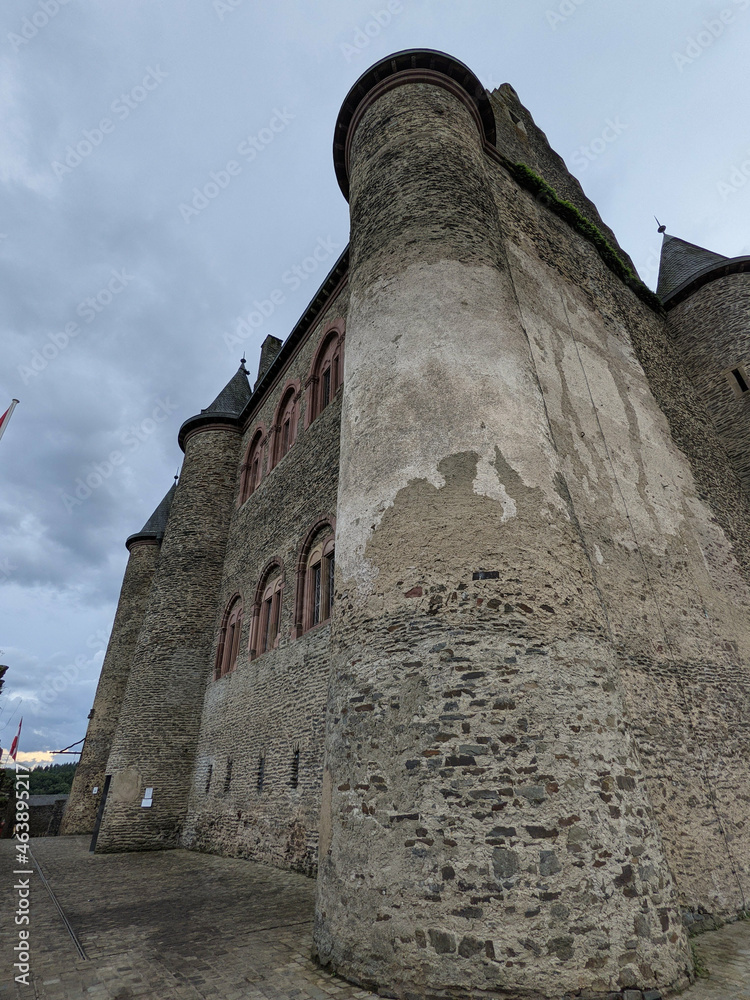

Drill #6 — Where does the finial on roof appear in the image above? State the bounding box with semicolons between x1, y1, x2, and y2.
655;216;666;234
240;356;248;373
174;470;179;483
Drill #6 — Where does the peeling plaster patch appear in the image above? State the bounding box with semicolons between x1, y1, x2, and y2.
472;454;517;521
337;259;569;597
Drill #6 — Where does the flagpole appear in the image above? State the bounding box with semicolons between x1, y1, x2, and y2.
0;399;19;444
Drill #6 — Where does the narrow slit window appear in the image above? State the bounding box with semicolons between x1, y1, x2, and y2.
732;368;749;393
264;596;274;651
313;562;322;625
291;748;300;788
205;764;213;795
257;755;265;792
327;554;335;617
224;759;233;793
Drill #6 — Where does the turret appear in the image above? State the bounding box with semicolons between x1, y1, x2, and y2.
93;364;251;852
314;50;690;999
61;484;175;835
659;231;750;492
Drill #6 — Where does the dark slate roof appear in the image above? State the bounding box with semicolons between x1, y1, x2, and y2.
657;233;727;301
137;483;176;540
127;482;176;548
203;365;252;416
29;794;68;806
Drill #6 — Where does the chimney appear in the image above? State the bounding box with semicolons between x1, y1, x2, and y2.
255;335;283;389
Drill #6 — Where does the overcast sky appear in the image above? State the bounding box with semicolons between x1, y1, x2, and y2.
1;0;748;767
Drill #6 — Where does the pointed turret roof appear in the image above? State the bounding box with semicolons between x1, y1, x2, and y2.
126;482;177;550
178;362;253;452
202;363;252;416
657;233;728;301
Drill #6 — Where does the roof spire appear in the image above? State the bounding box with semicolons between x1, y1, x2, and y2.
200;363;252;417
655;216;666;234
656;231;728;301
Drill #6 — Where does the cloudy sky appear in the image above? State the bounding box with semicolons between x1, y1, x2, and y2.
1;0;748;767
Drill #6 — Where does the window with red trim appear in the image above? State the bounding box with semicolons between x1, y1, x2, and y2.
308;331;343;424
214;595;243;679
250;563;283;659
295;525;335;635
240;429;264;503
271;387;298;468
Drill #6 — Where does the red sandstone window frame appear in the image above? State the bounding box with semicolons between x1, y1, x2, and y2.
249;559;284;659
304;322;345;428
239;425;266;504
214;594;243;680
293;519;336;639
269;381;301;470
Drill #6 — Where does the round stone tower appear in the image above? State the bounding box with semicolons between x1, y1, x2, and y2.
94;365;250;853
61;485;175;835
658;232;750;493
314;50;688;999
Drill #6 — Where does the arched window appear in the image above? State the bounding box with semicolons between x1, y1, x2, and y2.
294;521;335;637
306;326;344;426
214;594;243;679
270;384;300;469
239;428;264;503
250;560;284;659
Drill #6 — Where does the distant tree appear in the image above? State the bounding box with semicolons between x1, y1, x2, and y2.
28;763;78;795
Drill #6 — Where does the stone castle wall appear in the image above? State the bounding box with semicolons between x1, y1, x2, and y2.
62;539;160;835
95;425;241;853
182;291;347;875
313;69;750;1000
666;274;750;494
68;46;750;1000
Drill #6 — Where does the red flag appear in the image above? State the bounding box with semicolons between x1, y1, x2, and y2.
9;718;22;761
0;399;19;444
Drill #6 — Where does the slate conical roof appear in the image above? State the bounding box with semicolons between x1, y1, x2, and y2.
178;362;253;452
126;482;177;549
657;233;728;301
202;364;252;416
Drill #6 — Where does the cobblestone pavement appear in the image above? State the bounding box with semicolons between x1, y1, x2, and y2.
2;836;750;1000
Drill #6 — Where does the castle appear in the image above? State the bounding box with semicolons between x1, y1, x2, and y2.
63;50;750;999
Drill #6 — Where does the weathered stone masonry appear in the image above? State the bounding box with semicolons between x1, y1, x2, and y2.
61;502;169;837
69;47;750;1000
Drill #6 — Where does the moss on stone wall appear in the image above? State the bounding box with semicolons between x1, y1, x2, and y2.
503;161;664;314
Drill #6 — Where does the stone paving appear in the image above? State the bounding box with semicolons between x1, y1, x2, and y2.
2;836;750;1000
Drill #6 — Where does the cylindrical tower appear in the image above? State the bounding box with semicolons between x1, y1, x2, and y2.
658;233;750;493
61;486;174;835
314;51;688;999
94;366;250;853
